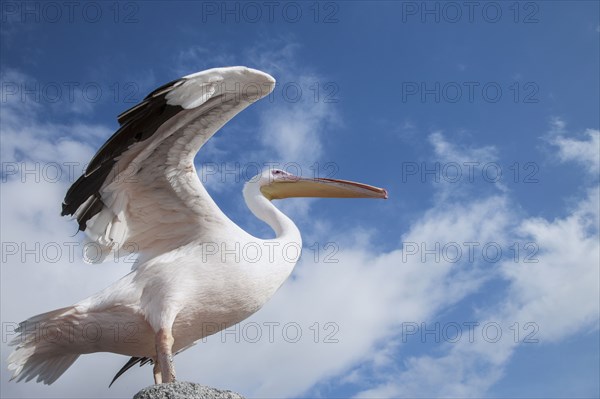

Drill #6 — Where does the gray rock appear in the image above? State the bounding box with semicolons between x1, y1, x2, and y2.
133;381;245;399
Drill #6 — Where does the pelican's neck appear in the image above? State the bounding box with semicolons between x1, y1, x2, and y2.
243;183;301;242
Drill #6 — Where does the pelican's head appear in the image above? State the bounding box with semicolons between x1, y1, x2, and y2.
252;168;388;200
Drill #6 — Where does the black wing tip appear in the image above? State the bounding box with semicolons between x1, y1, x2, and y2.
109;356;152;387
116;77;184;125
146;77;185;99
62;75;187;233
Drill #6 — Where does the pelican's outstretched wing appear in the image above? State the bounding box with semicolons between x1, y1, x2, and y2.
61;67;275;263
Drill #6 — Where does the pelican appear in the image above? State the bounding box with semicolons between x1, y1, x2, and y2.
7;67;387;386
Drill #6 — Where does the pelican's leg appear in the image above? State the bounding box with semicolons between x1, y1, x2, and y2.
153;359;162;384
155;328;176;383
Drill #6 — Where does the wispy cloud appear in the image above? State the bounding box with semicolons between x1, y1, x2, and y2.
351;123;600;399
549;122;600;175
177;38;341;224
175;38;339;167
0;69;141;399
246;39;340;167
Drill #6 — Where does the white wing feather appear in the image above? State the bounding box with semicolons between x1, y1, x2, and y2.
67;67;275;263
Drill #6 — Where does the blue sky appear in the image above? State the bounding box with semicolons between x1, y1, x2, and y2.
1;1;599;398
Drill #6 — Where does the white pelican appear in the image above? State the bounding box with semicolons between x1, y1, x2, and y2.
7;67;387;387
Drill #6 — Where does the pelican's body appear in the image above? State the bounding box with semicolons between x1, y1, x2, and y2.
69;187;301;357
7;67;386;386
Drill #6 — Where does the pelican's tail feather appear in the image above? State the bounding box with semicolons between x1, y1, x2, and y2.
7;306;81;384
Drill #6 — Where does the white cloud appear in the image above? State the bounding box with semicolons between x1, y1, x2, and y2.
148;130;515;397
246;40;339;166
177;39;339;167
429;131;497;165
552;128;600;175
427;131;507;199
1;71;145;399
548;116;567;135
162;194;512;398
177;39;338;186
351;123;600;399
186;40;340;222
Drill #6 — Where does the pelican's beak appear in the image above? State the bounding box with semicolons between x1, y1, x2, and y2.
261;176;388;200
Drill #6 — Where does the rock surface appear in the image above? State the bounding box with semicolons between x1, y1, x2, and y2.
133;381;245;399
